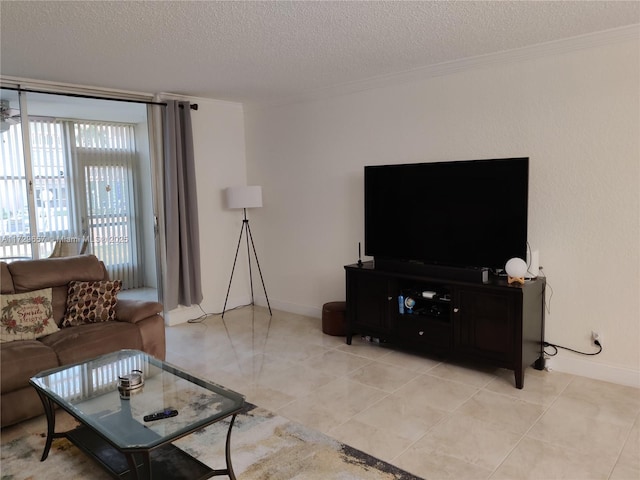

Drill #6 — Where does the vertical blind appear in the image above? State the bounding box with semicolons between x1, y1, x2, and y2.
0;119;69;258
30;119;72;257
0;123;31;258
1;119;141;289
73;121;140;289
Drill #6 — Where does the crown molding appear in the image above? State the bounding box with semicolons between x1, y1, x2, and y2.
248;24;640;112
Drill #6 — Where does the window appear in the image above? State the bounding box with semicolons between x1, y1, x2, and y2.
0;89;157;292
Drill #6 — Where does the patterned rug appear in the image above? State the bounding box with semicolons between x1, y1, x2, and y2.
1;403;423;479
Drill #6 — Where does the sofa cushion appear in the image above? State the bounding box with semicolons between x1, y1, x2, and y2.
39;321;143;365
8;255;105;293
1;288;60;343
0;340;59;392
1;262;14;294
62;280;122;327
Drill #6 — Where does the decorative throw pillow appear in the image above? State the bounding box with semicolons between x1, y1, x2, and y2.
62;280;122;327
0;288;59;343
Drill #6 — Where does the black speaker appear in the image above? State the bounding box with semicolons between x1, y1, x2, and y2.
374;258;489;283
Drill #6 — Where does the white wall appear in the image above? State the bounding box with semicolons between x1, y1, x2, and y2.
164;97;253;325
244;38;640;386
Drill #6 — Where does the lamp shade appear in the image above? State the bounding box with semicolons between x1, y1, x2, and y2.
225;186;263;209
505;257;527;278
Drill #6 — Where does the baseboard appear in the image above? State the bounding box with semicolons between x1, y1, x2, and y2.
546;355;640;389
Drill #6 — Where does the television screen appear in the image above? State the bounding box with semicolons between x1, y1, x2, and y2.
364;157;529;271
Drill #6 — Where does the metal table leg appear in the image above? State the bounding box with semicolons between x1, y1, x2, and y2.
211;413;238;479
126;453;140;480
35;388;61;461
225;414;238;480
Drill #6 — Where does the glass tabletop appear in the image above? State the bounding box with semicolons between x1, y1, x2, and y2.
30;350;245;451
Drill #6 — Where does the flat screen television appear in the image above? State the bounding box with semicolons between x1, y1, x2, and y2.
364;157;529;272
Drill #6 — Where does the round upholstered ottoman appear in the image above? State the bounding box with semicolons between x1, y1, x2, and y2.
322;301;346;336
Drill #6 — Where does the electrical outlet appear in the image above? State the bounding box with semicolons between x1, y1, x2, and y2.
591;331;601;344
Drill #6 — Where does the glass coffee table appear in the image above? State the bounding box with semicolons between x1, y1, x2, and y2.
29;350;245;480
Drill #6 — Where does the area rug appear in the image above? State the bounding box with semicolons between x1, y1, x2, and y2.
1;403;423;479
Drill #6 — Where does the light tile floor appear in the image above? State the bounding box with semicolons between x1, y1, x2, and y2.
166;306;640;480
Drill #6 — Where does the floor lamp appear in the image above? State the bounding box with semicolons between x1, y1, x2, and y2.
222;186;272;318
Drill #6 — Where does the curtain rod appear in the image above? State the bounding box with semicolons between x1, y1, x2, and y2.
2;86;199;110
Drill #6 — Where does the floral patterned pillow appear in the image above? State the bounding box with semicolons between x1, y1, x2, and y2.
62;280;122;327
1;288;59;343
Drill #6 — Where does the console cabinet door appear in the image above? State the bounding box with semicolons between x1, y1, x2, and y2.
347;271;394;336
453;288;517;363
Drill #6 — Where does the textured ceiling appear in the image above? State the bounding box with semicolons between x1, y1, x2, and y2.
1;1;639;106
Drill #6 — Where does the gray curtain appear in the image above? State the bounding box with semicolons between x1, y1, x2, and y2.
163;100;202;310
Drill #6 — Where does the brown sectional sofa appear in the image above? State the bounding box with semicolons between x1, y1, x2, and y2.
0;254;165;427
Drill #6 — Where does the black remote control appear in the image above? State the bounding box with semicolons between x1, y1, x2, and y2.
143;409;178;422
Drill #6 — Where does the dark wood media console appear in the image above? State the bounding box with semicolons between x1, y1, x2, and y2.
344;261;545;389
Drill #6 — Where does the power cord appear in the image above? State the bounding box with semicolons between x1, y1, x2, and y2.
535;267;601;360
187;302;253;323
538;267;553;314
543;340;602;357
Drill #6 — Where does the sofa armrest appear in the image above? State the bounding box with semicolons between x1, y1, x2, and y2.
116;299;163;324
